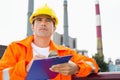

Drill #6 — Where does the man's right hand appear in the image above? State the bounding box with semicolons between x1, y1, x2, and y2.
26;54;46;72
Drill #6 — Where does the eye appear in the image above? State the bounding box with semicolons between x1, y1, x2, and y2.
36;18;42;21
46;18;52;22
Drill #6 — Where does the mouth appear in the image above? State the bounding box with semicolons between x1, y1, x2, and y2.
39;28;47;31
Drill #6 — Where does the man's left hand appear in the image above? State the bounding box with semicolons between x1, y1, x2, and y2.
49;61;80;76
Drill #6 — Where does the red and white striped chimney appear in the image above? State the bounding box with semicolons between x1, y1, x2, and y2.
95;0;104;57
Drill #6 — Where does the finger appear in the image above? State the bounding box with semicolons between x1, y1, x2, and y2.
59;71;70;76
34;54;46;59
50;67;69;75
49;65;60;72
50;64;69;72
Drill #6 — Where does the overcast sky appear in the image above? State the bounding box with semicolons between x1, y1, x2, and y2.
0;0;120;63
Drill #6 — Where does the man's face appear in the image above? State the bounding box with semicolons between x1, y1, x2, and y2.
32;15;56;38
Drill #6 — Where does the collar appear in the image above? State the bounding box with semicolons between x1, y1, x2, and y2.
15;35;68;51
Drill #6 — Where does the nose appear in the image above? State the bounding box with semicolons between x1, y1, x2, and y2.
40;20;46;26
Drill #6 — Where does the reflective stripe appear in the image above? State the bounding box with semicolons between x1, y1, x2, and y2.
3;68;10;80
86;61;96;71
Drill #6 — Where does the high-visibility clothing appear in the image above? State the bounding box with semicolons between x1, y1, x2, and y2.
0;35;99;80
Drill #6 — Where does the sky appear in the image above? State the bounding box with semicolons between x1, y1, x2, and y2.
0;0;120;63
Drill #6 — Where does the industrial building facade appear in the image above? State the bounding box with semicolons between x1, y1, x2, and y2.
53;32;76;49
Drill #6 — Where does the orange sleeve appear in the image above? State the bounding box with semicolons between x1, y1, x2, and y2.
0;71;2;80
75;60;93;77
0;44;27;80
70;50;99;77
9;60;27;80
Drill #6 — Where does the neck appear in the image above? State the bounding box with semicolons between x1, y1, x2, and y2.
33;36;51;48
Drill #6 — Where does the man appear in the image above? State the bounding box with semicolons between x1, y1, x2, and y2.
0;4;99;80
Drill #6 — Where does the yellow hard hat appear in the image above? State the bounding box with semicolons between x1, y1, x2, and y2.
29;4;58;27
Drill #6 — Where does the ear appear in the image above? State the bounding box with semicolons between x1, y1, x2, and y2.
31;24;34;31
53;26;56;32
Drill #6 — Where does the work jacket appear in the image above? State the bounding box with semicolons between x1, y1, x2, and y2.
0;35;99;80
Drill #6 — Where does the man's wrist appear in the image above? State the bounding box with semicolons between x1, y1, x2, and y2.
74;65;80;74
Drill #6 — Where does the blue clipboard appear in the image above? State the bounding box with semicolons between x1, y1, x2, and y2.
26;55;72;80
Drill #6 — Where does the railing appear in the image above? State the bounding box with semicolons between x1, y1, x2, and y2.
72;72;120;80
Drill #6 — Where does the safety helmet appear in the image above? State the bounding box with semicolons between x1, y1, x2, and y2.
29;4;58;27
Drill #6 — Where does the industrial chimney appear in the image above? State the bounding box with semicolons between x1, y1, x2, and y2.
95;0;104;57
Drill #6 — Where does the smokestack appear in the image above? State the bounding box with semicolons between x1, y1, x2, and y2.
63;0;69;47
27;0;34;36
95;0;104;57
